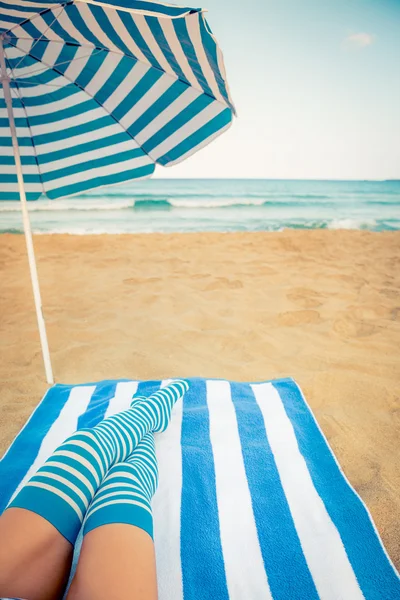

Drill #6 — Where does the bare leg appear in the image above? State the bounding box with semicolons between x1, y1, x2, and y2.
67;524;158;600
0;507;73;600
0;511;158;600
0;382;185;599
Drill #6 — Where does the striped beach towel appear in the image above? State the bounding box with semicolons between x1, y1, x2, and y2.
0;377;398;599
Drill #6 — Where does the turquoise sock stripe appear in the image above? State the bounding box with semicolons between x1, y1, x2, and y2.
131;380;189;433
8;380;188;544
95;379;189;462
83;433;158;540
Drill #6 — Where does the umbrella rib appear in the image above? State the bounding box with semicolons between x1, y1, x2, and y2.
1;2;67;36
4;47;46;199
9;80;83;88
10;48;107;81
8;37;229;113
10;5;68;73
7;31;231;151
9;38;187;94
6;39;158;165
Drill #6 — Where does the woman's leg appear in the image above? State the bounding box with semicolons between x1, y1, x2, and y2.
0;381;187;599
68;432;159;599
0;505;158;600
66;524;157;600
0;508;73;600
7;381;187;546
0;409;153;599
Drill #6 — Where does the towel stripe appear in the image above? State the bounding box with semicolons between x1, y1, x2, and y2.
180;378;229;600
253;382;365;600
274;378;400;600
77;381;117;429
0;386;64;512
8;385;96;506
153;379;184;600
104;381;139;418
206;380;272;600
230;381;319;600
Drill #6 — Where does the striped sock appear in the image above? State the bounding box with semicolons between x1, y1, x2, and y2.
83;432;158;540
130;384;185;433
8;380;188;544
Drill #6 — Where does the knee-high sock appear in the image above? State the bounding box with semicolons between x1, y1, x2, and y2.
83;432;158;539
8;380;188;544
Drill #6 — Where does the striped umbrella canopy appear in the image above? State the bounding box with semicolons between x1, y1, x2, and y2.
0;0;235;383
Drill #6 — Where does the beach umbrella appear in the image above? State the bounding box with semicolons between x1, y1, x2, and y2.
0;0;235;383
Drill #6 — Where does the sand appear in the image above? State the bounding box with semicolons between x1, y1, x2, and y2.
0;230;399;568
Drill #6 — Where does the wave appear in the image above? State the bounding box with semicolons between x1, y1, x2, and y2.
327;218;377;230
0;200;134;212
1;192;399;213
3;218;398;235
71;191;337;201
37;189;381;199
134;199;172;210
0;197;294;211
168;197;269;208
0;196;346;212
73;188;400;200
328;218;400;231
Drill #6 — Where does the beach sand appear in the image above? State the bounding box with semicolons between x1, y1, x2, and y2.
1;230;399;568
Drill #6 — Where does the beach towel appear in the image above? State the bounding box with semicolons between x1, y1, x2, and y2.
0;377;399;599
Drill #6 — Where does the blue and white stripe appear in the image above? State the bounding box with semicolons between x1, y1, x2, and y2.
0;0;234;200
0;377;398;599
83;431;159;539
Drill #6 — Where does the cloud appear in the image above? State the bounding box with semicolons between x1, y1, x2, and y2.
343;32;376;49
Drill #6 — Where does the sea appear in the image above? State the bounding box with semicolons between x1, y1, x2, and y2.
1;179;399;234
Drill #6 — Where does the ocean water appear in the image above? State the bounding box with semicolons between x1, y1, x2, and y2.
1;179;399;234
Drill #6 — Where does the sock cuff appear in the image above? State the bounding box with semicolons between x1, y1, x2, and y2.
83;499;154;539
8;485;83;545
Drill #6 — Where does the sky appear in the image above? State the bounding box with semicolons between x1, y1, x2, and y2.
155;0;400;180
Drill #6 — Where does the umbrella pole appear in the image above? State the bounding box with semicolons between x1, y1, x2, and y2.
0;37;54;384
